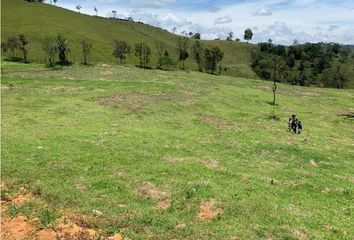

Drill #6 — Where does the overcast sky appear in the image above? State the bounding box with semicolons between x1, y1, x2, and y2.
52;0;354;45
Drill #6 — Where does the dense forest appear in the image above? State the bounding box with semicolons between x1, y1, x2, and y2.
251;42;354;89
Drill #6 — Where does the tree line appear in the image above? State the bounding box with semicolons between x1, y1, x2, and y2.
251;40;354;89
1;34;225;74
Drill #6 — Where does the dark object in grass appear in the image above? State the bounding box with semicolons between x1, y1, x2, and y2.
337;112;354;119
266;101;279;106
268;115;279;120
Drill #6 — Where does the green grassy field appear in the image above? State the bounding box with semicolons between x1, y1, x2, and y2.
1;61;353;239
1;0;258;79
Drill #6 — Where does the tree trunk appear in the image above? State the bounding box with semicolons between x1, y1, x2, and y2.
59;50;66;64
23;52;27;63
272;81;277;106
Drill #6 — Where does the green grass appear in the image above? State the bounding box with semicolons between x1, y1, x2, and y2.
1;61;354;239
1;0;258;79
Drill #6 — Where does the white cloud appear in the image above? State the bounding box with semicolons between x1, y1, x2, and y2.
96;0;121;3
253;8;272;16
131;0;175;8
57;0;354;44
214;15;232;24
208;6;222;12
328;25;339;31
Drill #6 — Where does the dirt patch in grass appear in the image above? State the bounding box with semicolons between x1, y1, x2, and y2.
98;92;149;112
137;182;172;210
1;215;37;240
333;174;354;183
0;184;129;240
309;160;319;167
56;221;96;240
293;229;308;240
301;92;321;97
11;187;35;206
41;86;85;94
164;156;220;170
0;84;10;91
137;182;168;200
100;69;113;76
156;197;171;210
34;229;57;240
97;91;198;112
199;114;236;130
197;199;223;220
259;150;270;157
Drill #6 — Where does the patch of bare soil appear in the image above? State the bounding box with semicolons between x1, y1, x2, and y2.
1;215;37;240
0;84;10;91
137;182;168;200
293;229;308;240
175;223;187;229
301;92;321;97
56;221;96;240
336;111;354;118
199;114;236;130
333;174;354;183
12;187;35;206
97;91;197;112
34;229;57;240
164;156;219;170
156;198;171;210
309;160;319;167
197;199;223;220
97;92;150;112
137;182;172;210
0;184;129;240
259;150;270;157
200;158;219;169
100;69;113;76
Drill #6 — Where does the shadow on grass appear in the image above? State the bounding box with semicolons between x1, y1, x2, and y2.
266;101;279;106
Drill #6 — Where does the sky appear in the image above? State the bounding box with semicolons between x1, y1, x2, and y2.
50;0;354;45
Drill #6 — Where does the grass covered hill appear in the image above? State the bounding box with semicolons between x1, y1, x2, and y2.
1;62;354;239
1;0;258;79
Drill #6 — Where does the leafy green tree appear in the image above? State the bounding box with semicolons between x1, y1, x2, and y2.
18;34;30;63
76;5;81;13
177;37;189;69
56;35;70;65
156;41;166;57
204;46;224;74
81;40;92;65
113;40;130;64
191;40;204;72
226;32;233;41
321;66;349;89
339;47;352;63
244;28;253;43
5;36;20;60
1;42;9;56
135;42;151;68
270;56;288;106
158;50;175;70
191;33;201;40
42;37;57;67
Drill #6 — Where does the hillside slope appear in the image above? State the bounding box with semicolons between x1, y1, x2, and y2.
1;0;258;79
1;62;354;239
